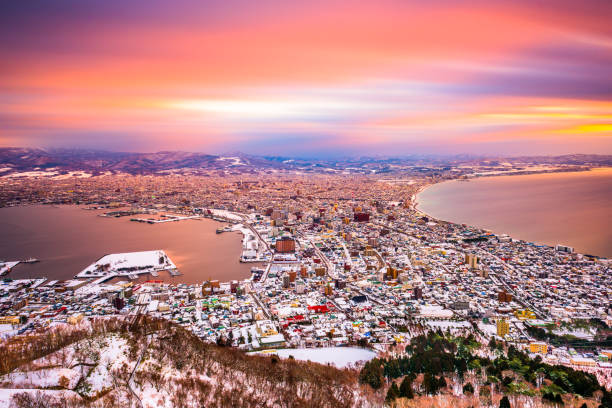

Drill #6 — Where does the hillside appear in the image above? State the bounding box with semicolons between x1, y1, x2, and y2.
2;318;611;407
0;319;376;407
0;316;377;408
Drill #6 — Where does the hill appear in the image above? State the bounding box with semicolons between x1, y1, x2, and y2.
0;316;377;408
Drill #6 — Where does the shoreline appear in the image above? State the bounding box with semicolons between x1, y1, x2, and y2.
0;205;255;284
413;168;611;259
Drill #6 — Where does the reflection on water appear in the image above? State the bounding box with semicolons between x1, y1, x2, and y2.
417;168;612;258
0;205;256;283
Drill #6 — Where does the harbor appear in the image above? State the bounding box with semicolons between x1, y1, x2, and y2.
0;205;253;283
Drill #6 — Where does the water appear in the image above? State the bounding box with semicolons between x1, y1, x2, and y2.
0;205;256;283
416;168;612;258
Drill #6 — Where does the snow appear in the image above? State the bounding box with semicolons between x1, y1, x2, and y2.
77;335;133;398
426;321;471;330
0;261;19;276
217;156;246;166
252;347;376;368
208;208;244;221
2;170;59;178
52;171;92;179
0;389;81;408
0;367;81;389
76;250;176;278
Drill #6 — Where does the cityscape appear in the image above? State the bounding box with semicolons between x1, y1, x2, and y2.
1;0;611;407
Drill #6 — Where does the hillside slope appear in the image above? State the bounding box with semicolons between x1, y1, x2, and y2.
0;316;378;408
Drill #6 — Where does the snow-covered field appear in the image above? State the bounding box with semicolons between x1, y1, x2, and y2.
77;250;176;278
252;347;376;368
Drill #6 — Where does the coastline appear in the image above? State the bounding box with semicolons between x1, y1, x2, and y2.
0;205;255;283
413;168;611;259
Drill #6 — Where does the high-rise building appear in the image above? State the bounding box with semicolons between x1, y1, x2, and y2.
465;253;479;269
275;237;296;253
497;319;509;337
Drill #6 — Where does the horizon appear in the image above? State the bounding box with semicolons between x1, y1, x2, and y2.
1;0;611;156
2;146;611;161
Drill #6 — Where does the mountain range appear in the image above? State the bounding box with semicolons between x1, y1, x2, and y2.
0;147;610;176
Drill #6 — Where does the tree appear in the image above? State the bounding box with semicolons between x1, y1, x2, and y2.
359;360;384;390
58;375;70;389
423;372;440;395
600;390;612;408
385;383;400;403
499;395;511;408
399;377;414;399
463;382;474;394
438;375;447;389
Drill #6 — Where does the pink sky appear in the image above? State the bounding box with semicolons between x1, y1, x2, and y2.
0;0;610;156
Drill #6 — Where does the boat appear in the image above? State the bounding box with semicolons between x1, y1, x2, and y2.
22;258;40;263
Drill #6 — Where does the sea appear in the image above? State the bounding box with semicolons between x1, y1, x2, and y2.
416;168;612;258
0;205;257;283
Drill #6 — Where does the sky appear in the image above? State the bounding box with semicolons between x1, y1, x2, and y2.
0;0;611;157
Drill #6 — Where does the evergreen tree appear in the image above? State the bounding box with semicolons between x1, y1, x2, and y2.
385;383;400;403
423;372;440;395
399;377;414;399
462;382;474;394
359;360;384;389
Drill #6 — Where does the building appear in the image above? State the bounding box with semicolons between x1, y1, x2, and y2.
529;342;548;354
555;244;574;253
465;253;479;269
570;357;597;367
67;313;84;325
353;212;370;222
515;309;536;320
497;319;509;337
413;287;423;300
498;291;513;303
275;237;296;253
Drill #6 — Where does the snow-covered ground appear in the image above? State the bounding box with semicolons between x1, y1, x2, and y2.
77;250;176;278
52;171;93;179
0;367;81;389
0;261;19;276
208;208;244;221
78;336;133;398
2;170;60;178
0;389;81;408
216;156;246;166
252;347;376;368
426;320;472;331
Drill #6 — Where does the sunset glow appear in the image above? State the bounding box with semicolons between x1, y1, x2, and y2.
1;0;610;156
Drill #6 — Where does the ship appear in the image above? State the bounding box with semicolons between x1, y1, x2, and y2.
22;258;40;263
